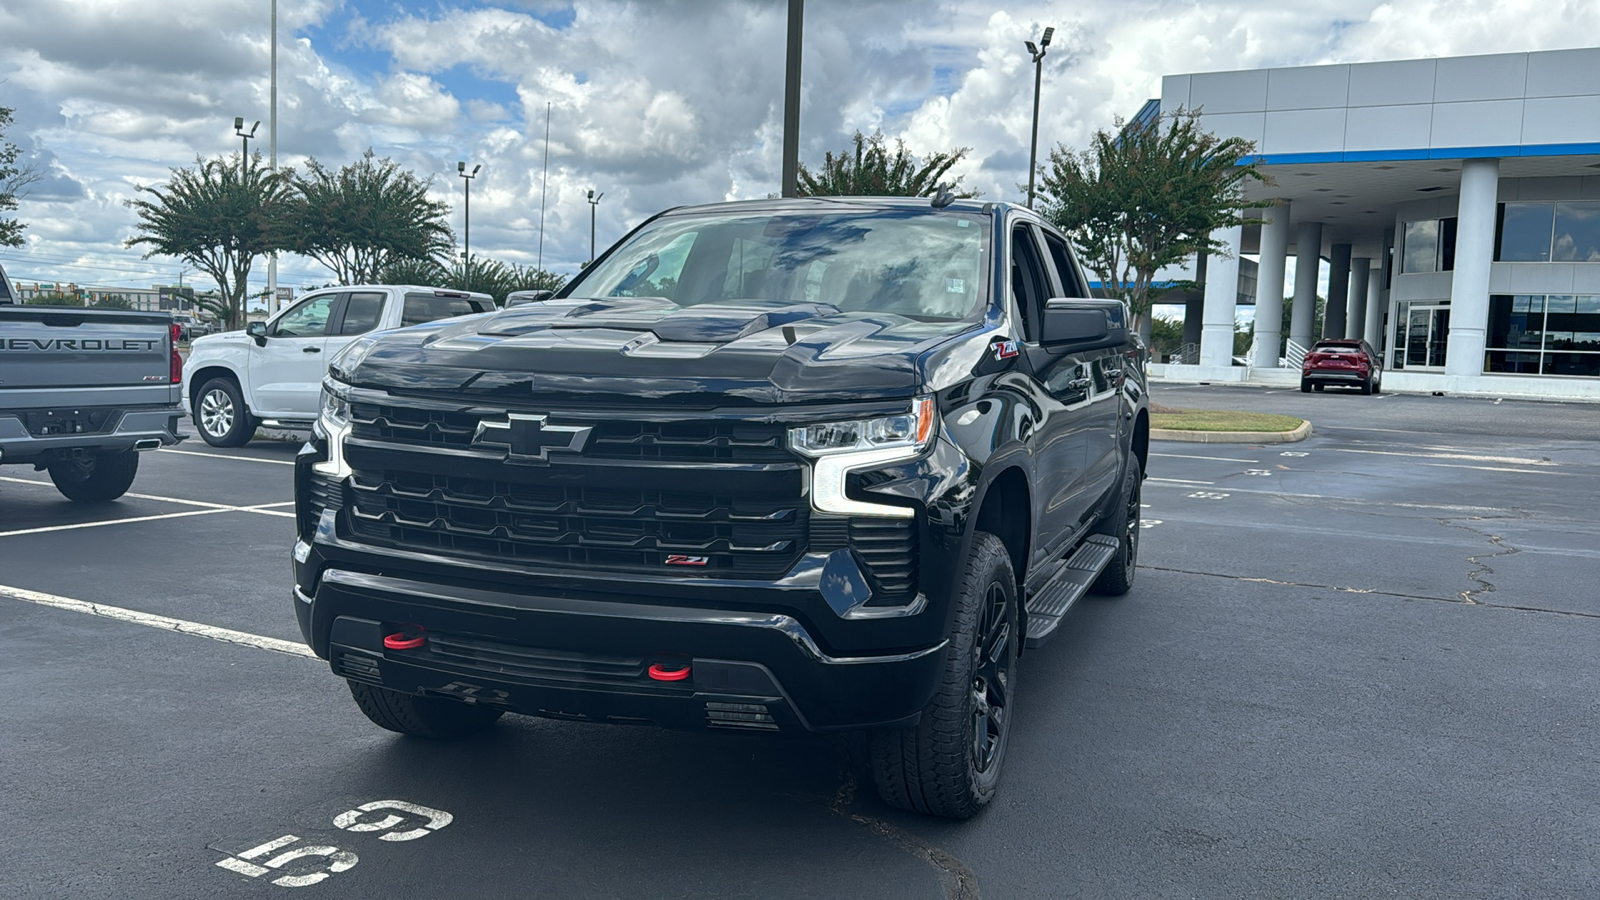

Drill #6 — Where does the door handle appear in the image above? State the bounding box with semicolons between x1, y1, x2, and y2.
1068;378;1092;391
303;346;321;353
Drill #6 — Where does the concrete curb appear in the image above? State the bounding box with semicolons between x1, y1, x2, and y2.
1151;419;1313;444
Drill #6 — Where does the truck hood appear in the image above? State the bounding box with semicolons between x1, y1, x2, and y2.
344;297;975;407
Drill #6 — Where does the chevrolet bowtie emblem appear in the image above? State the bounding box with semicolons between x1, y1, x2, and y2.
472;413;592;464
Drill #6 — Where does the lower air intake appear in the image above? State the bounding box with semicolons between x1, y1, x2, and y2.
335;650;382;685
705;701;780;732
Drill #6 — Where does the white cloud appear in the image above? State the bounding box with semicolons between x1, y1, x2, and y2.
2;0;1598;300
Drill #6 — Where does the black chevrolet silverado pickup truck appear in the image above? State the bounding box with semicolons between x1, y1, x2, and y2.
294;196;1149;818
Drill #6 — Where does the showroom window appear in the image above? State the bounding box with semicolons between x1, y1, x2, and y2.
1402;217;1457;273
1485;294;1600;377
1496;201;1600;262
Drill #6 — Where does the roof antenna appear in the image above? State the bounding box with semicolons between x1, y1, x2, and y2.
930;182;957;209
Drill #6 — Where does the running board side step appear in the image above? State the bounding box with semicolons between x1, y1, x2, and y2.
1023;534;1119;648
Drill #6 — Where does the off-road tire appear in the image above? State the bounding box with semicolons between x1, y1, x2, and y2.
347;681;504;739
870;532;1018;819
194;376;256;447
47;450;140;503
1090;456;1142;596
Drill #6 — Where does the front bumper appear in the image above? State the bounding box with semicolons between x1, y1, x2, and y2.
0;407;183;466
293;560;948;732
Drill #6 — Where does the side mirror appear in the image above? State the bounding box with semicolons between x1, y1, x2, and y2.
246;321;267;346
505;290;552;308
1040;298;1129;351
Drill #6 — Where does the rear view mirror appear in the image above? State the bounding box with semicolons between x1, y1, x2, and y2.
1040;298;1128;351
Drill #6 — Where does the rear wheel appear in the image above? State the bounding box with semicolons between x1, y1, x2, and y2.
1090;456;1141;597
1300;378;1312;393
194;377;255;447
870;532;1018;819
1359;375;1373;395
1313;383;1325;392
347;681;504;739
47;450;140;503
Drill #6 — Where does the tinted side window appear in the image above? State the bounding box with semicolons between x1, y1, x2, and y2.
1010;226;1049;342
1041;231;1086;297
401;294;494;327
339;292;385;335
272;295;335;337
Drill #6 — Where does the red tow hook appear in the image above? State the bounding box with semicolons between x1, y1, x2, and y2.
647;662;692;682
383;625;427;651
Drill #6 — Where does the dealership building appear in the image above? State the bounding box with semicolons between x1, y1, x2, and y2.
1152;47;1600;400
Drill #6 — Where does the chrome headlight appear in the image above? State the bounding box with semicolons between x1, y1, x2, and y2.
788;398;936;518
312;377;353;479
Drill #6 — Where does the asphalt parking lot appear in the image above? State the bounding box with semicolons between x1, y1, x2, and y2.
4;387;1599;899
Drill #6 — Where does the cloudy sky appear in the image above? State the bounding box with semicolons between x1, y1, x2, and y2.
1;0;1597;306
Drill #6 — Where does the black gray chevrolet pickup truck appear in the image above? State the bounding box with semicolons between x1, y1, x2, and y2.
0;304;184;502
294;197;1149;818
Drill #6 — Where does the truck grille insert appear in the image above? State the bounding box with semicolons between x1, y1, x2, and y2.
349;402;791;463
346;469;806;576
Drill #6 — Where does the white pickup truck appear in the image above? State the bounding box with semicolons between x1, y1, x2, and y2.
182;285;494;446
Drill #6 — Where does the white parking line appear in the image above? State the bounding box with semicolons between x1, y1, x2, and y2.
0;476;293;517
0;502;294;538
1331;448;1556;466
0;583;316;658
1421;462;1583;476
1147;477;1216;485
1152;453;1260;463
159;447;296;466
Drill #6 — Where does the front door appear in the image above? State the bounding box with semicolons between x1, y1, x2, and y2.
1402;305;1450;370
250;292;337;417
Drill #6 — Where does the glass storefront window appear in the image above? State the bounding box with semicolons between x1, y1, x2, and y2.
1496;202;1555;262
1485;293;1600;377
1553;202;1600;262
1403;220;1439;273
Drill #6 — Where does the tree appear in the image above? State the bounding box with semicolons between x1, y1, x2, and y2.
285;150;453;285
798;130;976;198
126;152;292;330
93;293;132;310
377;253;566;306
0;105;39;248
26;290;84;306
1039;109;1266;332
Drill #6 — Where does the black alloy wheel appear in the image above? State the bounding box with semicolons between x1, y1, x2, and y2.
870;532;1019;819
970;582;1014;777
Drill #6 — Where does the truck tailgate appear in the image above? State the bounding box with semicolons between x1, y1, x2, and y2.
0;307;179;409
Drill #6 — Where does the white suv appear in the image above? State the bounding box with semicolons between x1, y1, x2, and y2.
182;285;495;446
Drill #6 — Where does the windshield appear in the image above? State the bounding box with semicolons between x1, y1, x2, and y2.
569;208;989;321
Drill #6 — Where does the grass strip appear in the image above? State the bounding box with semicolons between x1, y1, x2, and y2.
1151;409;1305;433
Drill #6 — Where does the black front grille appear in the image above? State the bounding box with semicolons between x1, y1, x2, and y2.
420;633;653;688
346;468;805;576
349;402;792;464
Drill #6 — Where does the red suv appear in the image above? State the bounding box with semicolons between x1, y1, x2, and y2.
1301;339;1383;394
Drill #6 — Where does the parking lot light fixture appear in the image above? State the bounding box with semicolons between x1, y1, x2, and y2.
587;189;604;264
458;161;482;270
234;116;261;165
1025;26;1053;209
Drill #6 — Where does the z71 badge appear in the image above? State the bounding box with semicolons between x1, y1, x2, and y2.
990;339;1019;360
664;555;710;566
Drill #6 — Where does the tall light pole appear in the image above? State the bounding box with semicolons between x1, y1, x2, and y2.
458;161;481;278
268;0;278;314
234;116;261;163
781;0;804;198
587;189;604;264
1024;26;1054;210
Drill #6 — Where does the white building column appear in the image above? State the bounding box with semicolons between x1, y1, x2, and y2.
1364;263;1384;347
1290;222;1322;351
1324;243;1351;338
1346;257;1370;340
1200;225;1242;368
1445;158;1500;377
1252;202;1290;367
